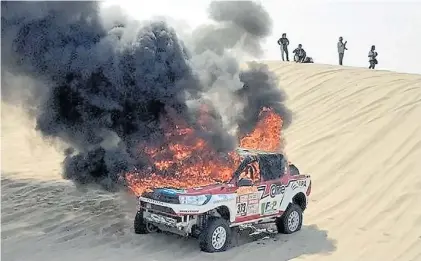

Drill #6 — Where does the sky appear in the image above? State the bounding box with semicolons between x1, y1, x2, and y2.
103;0;421;75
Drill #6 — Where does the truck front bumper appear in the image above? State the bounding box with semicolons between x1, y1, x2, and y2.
141;211;198;236
138;197;201;236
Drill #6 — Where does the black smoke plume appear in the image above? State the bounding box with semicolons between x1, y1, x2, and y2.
1;1;292;191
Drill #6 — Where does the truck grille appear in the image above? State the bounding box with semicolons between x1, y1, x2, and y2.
140;202;181;221
140;202;175;215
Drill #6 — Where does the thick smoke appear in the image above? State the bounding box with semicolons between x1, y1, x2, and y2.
1;1;292;191
193;0;272;56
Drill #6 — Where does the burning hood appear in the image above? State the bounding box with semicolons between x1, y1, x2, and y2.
182;183;234;195
153;187;187;196
151;183;232;197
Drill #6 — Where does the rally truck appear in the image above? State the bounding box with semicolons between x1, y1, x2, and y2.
134;148;312;253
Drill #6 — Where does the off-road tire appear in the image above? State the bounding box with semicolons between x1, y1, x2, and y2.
134;211;149;234
276;204;303;234
199;217;232;253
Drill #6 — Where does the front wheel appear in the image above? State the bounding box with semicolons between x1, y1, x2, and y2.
199;217;232;253
276;204;303;234
134;211;149;234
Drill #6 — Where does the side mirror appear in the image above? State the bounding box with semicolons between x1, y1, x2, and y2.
237;178;253;187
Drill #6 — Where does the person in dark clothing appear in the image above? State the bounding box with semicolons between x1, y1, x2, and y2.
277;33;290;61
337;36;348;65
368;45;378;69
293;44;306;63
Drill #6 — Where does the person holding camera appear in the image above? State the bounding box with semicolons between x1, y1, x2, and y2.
368;45;378;69
337;36;348;66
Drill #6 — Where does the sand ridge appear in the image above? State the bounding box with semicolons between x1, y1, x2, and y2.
2;62;421;261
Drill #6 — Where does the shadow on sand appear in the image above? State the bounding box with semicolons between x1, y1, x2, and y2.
1;174;336;261
146;223;336;260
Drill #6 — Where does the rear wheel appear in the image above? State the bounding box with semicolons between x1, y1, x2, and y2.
199;217;232;253
276;204;303;234
134;211;149;234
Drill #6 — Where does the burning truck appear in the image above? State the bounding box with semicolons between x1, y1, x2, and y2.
127;108;312;253
134;148;311;253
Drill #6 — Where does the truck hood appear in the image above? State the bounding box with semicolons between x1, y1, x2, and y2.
153;183;234;197
183;183;234;195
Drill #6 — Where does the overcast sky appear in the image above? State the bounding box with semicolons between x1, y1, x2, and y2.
104;0;421;75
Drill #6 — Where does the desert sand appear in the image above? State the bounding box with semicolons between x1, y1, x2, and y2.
2;62;421;261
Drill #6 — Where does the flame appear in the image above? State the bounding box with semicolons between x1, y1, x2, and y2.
239;107;283;152
125;107;284;196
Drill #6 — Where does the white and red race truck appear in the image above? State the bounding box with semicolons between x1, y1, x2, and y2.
134;148;311;252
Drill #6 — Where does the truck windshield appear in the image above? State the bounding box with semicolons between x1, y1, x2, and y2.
229;153;286;183
229;155;258;183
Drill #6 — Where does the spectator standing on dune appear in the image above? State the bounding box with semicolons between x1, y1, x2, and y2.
293;44;306;63
368;45;378;69
277;33;290;62
337;36;348;65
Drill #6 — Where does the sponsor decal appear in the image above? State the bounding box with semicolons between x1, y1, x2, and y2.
214;200;228;204
258;183;285;199
269;183;285;198
239;195;249;202
179;209;200;213
261;200;278;215
247;203;259;215
235;192;261;216
247;193;260;215
236;192;260;203
213;194;236;204
257;185;268;199
291;179;307;190
257;185;266;192
298;180;307;187
248;193;259;200
236;186;258;195
141;197;172;207
248;199;259;205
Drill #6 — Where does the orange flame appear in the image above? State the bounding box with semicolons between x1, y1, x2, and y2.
125;107;284;196
239;107;283;152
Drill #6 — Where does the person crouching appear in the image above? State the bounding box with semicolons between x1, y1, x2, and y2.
293;44;307;63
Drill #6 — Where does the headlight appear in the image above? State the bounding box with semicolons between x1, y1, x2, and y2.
179;195;211;206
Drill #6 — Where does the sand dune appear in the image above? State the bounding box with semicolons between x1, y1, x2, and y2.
2;62;421;261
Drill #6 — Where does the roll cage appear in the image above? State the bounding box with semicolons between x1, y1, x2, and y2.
229;149;287;185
